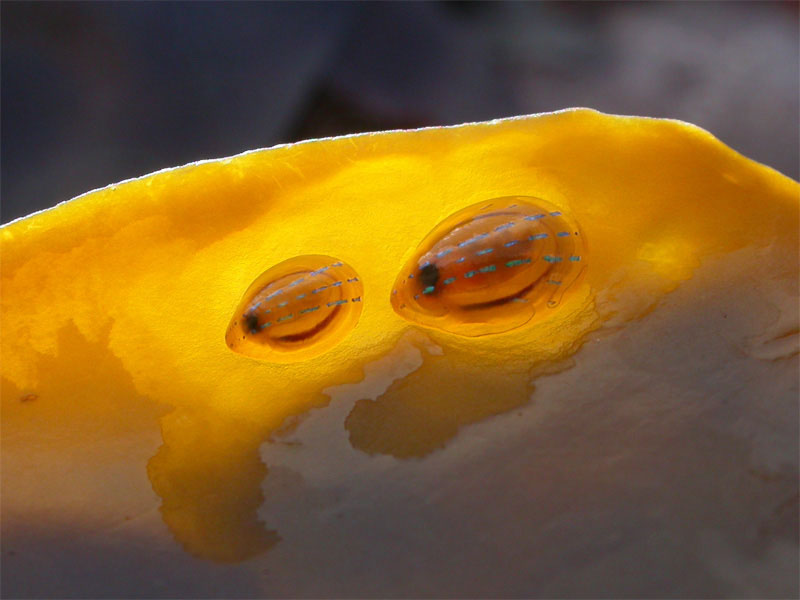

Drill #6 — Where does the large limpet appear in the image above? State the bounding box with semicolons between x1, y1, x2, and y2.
390;196;586;336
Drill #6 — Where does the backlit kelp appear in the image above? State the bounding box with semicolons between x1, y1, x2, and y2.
1;110;797;589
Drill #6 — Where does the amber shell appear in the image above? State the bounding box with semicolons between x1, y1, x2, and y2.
226;255;363;362
390;196;586;336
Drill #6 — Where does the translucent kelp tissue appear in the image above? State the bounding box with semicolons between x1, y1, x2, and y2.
1;109;797;597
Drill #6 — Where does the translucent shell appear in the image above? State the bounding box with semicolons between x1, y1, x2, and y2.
226;255;363;362
390;196;586;336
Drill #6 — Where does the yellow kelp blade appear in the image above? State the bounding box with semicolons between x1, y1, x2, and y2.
2;110;797;595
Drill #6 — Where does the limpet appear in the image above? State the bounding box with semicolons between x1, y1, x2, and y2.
390;196;586;336
226;255;363;362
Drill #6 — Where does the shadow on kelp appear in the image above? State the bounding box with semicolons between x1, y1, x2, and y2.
345;341;575;459
147;410;281;563
145;333;586;562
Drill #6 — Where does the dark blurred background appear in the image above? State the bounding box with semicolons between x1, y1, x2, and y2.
2;1;798;223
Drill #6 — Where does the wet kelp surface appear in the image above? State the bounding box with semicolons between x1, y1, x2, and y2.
2;110;797;597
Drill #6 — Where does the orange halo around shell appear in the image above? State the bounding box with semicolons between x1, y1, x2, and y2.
226;255;363;362
390;196;586;337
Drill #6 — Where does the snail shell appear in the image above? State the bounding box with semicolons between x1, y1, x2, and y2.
226;255;363;362
390;196;586;336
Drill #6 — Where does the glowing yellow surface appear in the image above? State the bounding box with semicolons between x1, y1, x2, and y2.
2;109;797;563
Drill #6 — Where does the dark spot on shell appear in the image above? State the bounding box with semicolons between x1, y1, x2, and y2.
419;263;439;288
244;312;260;334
